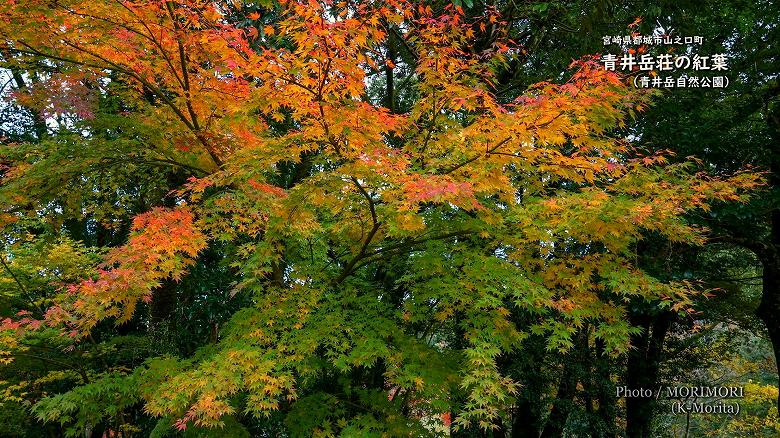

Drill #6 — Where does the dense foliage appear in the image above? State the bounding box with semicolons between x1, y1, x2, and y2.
0;0;776;436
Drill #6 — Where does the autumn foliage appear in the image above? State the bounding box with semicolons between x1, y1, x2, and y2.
0;0;763;435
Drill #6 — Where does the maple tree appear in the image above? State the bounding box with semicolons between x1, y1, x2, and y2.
0;0;764;436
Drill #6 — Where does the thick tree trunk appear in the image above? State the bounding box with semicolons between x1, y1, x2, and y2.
756;187;780;409
757;108;780;408
539;331;589;438
509;337;546;438
539;360;576;438
759;301;780;406
625;311;672;438
592;338;617;437
511;397;541;438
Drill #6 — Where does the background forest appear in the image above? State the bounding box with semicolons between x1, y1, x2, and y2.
0;0;778;437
